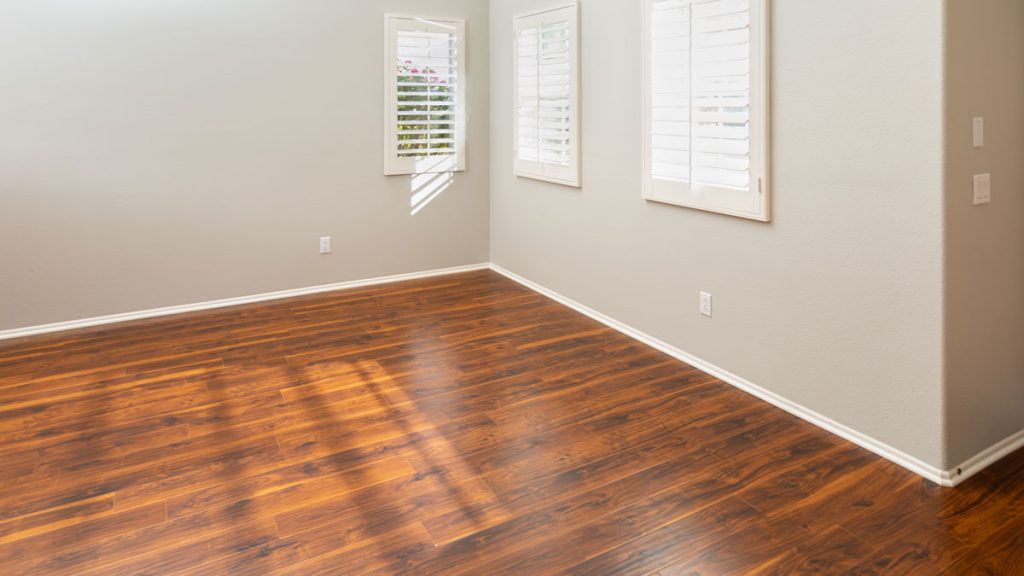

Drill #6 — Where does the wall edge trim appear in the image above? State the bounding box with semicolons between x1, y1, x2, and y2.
488;263;959;486
0;263;491;342
951;428;1024;486
6;261;1016;488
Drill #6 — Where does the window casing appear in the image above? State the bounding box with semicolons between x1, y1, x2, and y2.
642;0;770;221
385;15;467;176
514;3;581;187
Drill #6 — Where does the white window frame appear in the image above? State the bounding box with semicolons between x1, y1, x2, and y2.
384;14;467;176
513;2;581;188
641;0;771;222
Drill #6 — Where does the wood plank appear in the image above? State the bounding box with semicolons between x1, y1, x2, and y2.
0;270;1020;575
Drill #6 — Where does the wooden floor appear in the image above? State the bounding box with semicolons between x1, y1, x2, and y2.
0;270;1021;575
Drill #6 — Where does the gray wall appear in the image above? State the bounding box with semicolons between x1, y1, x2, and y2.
944;0;1024;466
0;0;490;331
490;0;948;468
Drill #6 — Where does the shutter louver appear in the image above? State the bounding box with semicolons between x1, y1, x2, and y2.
396;30;459;159
518;21;572;166
537;21;572;166
650;0;691;183
517;26;540;162
385;16;465;176
514;4;580;187
649;0;752;191
691;0;751;191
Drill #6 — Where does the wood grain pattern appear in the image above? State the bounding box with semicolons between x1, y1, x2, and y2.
0;270;1020;575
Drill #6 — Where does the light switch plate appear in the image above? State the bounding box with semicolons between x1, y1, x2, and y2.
973;174;991;205
972;117;984;148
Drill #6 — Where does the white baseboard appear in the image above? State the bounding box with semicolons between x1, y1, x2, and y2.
0;263;490;342
487;263;961;487
951;428;1024;486
4;260;1019;487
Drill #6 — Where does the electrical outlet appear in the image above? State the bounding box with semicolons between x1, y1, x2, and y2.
972;117;985;148
973;174;991;206
319;236;332;254
700;292;713;318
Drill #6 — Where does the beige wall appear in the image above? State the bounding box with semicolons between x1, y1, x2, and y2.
944;0;1024;466
0;0;490;331
490;0;948;468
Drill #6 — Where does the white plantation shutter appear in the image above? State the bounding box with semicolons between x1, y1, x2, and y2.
650;0;691;183
643;0;770;221
385;16;466;175
514;4;581;187
517;26;540;163
396;32;457;157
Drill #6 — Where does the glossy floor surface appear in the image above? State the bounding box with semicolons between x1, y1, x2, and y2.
0;271;1021;575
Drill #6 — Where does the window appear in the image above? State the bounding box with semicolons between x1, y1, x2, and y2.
642;0;770;221
514;3;581;187
385;15;466;176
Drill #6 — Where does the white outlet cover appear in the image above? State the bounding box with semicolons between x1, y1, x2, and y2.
973;174;991;205
972;117;984;148
700;292;713;317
